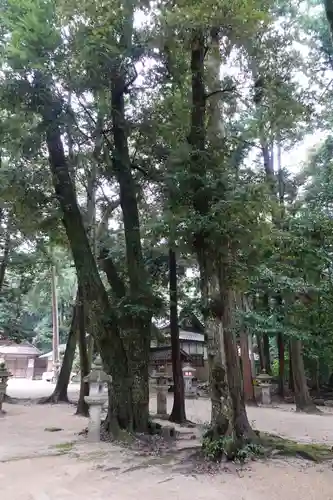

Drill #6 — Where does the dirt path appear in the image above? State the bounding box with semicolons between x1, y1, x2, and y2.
1;402;333;500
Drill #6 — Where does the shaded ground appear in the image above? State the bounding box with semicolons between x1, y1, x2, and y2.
1;384;333;500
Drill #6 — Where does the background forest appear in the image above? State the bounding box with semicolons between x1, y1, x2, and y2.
0;0;333;445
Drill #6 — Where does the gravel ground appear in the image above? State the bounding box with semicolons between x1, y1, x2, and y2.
1;387;333;500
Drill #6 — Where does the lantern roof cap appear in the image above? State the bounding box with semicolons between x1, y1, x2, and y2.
182;364;196;373
83;355;111;384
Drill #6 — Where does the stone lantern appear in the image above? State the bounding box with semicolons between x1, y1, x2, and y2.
152;365;169;417
84;355;112;442
0;360;11;414
182;364;196;398
256;369;273;405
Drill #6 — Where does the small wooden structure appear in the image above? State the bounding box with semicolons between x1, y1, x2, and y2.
0;340;46;379
150;346;192;378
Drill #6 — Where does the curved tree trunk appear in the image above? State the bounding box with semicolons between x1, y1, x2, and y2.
38;81;145;434
290;338;318;413
169;247;186;424
76;285;89;417
40;301;77;404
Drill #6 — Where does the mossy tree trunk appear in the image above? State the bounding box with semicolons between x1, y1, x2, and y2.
100;2;151;433
38;77;149;434
188;29;255;447
220;286;256;441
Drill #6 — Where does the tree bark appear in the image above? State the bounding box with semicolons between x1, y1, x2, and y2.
277;332;285;398
187;29;255;446
256;334;265;371
290;338;319;413
206;313;234;440
239;294;256;404
76;285;89;416
263;333;271;374
168;247;186;424
0;212;12;293
102;7;151;432
240;329;256;404
221;288;256;441
324;0;333;38
38;80;147;433
288;341;294;392
40;301;77;404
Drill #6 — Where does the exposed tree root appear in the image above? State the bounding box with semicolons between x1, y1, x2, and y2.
295;405;321;415
259;432;333;462
38;393;70;405
202;427;333;463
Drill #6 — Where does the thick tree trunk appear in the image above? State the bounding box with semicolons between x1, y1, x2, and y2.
104;318;150;434
277;332;285;398
168;248;186;424
38;84;142;433
76;286;89;417
40;302;77;404
324;0;333;38
103;10;151;433
206;314;234;440
290;339;318;413
263;333;271;374
222;288;256;441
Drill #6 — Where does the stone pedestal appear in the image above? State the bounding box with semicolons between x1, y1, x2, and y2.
26;358;35;380
153;366;169;417
260;383;271;405
0;362;11;414
182;364;196;398
84;395;108;442
84;356;111;442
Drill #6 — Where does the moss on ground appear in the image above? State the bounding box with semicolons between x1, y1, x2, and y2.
52;441;75;452
259;433;333;462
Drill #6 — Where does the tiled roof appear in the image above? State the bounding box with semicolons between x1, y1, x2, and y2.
0;342;41;356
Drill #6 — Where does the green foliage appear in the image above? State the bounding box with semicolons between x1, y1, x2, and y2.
0;0;332;404
202;434;264;462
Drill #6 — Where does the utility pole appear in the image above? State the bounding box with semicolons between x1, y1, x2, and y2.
51;265;60;383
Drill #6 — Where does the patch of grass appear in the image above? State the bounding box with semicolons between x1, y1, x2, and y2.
259;433;333;462
52;441;75;452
